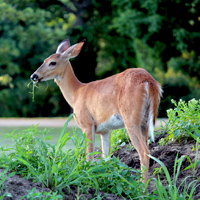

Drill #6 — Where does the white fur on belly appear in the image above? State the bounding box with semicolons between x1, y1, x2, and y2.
96;114;124;132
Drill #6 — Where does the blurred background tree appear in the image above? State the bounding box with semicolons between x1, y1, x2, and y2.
0;0;200;117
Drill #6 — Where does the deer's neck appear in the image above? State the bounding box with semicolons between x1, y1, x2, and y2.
55;62;83;107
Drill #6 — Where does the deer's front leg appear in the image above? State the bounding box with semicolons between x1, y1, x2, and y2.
82;125;95;160
75;109;96;160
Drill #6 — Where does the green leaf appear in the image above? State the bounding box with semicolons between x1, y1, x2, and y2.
184;160;200;171
149;155;172;186
116;183;122;195
174;129;180;137
193;131;200;138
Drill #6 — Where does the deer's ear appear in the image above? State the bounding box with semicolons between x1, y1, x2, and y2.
56;39;71;54
62;40;85;59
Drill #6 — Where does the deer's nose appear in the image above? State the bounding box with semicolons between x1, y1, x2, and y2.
31;74;38;81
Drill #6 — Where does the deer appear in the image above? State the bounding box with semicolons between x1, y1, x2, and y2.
31;39;162;183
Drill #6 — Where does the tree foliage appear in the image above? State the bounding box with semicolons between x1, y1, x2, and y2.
1;0;200;117
0;0;68;116
110;0;200;115
111;0;200;74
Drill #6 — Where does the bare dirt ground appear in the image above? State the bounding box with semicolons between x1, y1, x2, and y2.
2;118;200;199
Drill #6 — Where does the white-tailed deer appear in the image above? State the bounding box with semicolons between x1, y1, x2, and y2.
31;39;162;183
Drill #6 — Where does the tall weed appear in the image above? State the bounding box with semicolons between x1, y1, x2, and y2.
160;98;200;145
183;137;200;175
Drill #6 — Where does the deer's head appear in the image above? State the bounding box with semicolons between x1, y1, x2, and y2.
30;39;85;83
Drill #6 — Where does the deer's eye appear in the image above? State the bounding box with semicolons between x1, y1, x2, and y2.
49;62;56;66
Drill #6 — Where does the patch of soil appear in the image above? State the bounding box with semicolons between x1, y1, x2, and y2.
112;133;200;199
1;133;200;199
0;170;51;200
1;169;124;200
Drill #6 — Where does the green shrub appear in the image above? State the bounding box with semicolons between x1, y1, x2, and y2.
160;98;200;145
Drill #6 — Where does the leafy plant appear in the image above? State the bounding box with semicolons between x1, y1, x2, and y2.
153;167;165;177
146;154;200;200
91;194;105;200
21;187;62;200
90;156;146;198
160;99;200;145
1;124;52;174
110;128;132;152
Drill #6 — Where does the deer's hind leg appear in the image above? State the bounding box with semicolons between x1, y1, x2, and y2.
119;86;150;183
125;124;150;183
100;131;111;158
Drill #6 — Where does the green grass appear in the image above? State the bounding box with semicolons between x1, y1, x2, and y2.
0;126;64;135
0;115;148;199
146;152;200;200
0;126;101;149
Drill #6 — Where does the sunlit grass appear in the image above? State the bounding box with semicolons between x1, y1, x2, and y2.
0;116;147;199
0;126;101;149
